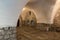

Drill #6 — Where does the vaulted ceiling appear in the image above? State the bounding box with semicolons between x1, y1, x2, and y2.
22;0;57;24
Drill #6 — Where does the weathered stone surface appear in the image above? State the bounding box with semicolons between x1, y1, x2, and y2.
0;27;17;40
0;36;3;39
17;25;60;40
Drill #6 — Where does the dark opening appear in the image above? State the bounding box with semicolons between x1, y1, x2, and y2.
17;19;19;27
29;11;31;15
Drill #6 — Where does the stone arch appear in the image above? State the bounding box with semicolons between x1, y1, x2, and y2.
50;0;60;24
17;0;60;27
17;7;37;26
53;8;60;27
24;0;57;24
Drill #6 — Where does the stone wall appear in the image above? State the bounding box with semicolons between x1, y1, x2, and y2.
0;27;17;40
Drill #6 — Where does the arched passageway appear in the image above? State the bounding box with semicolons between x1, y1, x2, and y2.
17;0;60;40
17;0;60;27
17;8;37;26
17;0;60;26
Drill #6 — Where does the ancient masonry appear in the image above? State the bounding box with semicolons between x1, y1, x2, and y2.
0;27;17;40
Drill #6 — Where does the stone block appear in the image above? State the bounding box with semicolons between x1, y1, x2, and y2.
0;30;5;36
4;34;10;39
0;27;17;40
0;36;4;39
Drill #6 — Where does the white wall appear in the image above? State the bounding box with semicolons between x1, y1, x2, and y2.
0;0;28;27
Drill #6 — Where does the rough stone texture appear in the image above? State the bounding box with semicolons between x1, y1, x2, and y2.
0;27;17;40
17;26;60;40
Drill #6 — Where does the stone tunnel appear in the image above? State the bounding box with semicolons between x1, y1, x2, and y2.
0;0;60;40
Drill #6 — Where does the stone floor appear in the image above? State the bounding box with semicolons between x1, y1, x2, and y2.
0;24;60;40
16;24;60;40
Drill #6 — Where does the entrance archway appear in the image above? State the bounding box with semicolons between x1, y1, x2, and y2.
17;8;37;26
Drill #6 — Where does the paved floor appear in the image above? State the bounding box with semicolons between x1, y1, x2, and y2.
16;26;60;40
